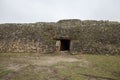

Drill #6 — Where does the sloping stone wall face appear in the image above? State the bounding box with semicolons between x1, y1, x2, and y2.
0;19;120;54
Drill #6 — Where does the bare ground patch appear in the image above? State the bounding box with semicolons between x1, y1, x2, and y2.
0;53;120;80
30;55;85;66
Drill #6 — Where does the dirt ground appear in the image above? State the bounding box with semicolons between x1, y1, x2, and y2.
0;53;120;80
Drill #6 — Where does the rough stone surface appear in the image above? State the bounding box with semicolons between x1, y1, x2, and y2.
0;19;120;54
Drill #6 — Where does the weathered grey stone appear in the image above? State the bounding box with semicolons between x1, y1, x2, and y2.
0;19;120;54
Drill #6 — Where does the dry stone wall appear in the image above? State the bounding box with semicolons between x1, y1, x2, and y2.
0;19;120;55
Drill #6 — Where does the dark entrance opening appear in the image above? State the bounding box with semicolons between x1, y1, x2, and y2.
60;40;70;51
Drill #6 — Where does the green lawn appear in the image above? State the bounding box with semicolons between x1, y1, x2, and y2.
0;53;120;80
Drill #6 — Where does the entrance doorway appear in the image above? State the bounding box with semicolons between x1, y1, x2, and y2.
60;40;70;51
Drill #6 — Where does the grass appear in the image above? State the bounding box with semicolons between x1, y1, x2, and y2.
0;53;120;80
